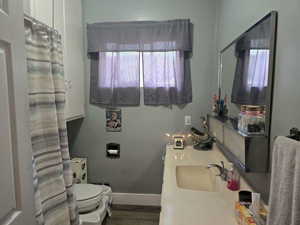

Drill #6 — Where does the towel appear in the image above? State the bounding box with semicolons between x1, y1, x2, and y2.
267;136;300;225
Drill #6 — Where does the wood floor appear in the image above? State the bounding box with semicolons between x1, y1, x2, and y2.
104;205;160;225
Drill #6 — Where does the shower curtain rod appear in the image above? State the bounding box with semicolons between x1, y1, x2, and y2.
24;13;59;34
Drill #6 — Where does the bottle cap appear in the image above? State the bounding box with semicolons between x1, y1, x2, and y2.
228;162;234;170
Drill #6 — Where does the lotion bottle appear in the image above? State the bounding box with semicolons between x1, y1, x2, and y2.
227;163;240;191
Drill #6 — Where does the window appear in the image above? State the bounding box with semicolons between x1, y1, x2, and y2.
98;51;180;89
98;52;140;88
88;19;193;106
143;51;179;88
96;50;190;105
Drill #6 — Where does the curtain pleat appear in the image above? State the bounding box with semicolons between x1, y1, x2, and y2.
25;19;79;225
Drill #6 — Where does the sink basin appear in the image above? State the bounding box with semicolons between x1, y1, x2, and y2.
176;165;217;192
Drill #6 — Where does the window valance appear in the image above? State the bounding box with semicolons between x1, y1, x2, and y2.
87;19;192;53
235;18;271;53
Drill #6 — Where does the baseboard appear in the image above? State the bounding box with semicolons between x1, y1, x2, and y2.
112;193;161;206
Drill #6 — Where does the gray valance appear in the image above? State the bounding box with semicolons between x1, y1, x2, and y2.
235;18;271;53
87;19;192;53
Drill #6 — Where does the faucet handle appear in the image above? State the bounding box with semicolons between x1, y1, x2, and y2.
207;161;228;181
220;161;229;181
207;162;223;177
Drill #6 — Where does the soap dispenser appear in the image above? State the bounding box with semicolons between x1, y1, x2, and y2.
227;163;240;191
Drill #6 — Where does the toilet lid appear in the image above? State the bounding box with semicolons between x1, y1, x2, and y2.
75;184;105;213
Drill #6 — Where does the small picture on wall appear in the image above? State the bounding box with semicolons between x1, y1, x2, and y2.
106;108;122;132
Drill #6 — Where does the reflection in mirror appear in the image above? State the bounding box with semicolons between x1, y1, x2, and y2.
231;18;270;106
220;15;274;136
221;44;240;118
214;11;277;203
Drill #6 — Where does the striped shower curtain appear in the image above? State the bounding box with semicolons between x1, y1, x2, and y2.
25;19;79;225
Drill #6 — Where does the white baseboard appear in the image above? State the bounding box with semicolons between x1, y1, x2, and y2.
112;193;161;206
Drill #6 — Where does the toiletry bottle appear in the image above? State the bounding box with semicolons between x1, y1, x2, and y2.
227;163;240;191
223;94;228;116
238;105;246;133
212;94;218;116
250;192;261;215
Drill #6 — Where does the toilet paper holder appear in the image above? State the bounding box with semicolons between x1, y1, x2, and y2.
106;143;120;158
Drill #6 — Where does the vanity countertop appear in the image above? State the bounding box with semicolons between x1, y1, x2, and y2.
159;145;244;225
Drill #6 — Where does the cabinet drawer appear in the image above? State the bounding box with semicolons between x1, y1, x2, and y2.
223;127;245;164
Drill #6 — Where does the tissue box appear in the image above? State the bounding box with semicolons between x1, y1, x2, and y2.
71;158;87;184
235;202;256;225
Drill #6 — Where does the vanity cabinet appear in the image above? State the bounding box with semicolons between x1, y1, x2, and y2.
209;116;224;144
223;127;246;165
208;115;269;172
24;0;85;121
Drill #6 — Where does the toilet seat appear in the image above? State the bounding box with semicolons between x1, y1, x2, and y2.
75;184;106;213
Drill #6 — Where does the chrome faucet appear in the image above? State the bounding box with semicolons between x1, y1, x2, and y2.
207;161;228;181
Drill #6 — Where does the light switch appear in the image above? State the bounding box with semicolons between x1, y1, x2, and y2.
185;115;191;125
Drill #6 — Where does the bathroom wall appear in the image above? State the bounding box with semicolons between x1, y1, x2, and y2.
68;0;218;194
214;0;300;202
23;0;30;14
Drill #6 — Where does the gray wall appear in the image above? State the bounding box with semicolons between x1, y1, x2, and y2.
214;0;300;202
68;0;218;194
23;0;30;14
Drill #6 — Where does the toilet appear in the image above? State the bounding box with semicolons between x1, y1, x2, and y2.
71;158;112;225
75;183;112;225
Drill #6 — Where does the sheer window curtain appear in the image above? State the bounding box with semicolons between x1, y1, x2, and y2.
143;51;192;105
90;52;140;106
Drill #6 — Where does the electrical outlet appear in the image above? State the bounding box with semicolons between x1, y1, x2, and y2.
185;115;191;125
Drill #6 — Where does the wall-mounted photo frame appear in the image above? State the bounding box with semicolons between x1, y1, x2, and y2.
106;108;122;132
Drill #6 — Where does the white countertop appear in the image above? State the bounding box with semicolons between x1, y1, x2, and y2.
159;145;240;225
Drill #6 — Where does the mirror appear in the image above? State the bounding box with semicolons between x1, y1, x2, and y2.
216;11;277;203
219;11;277;138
